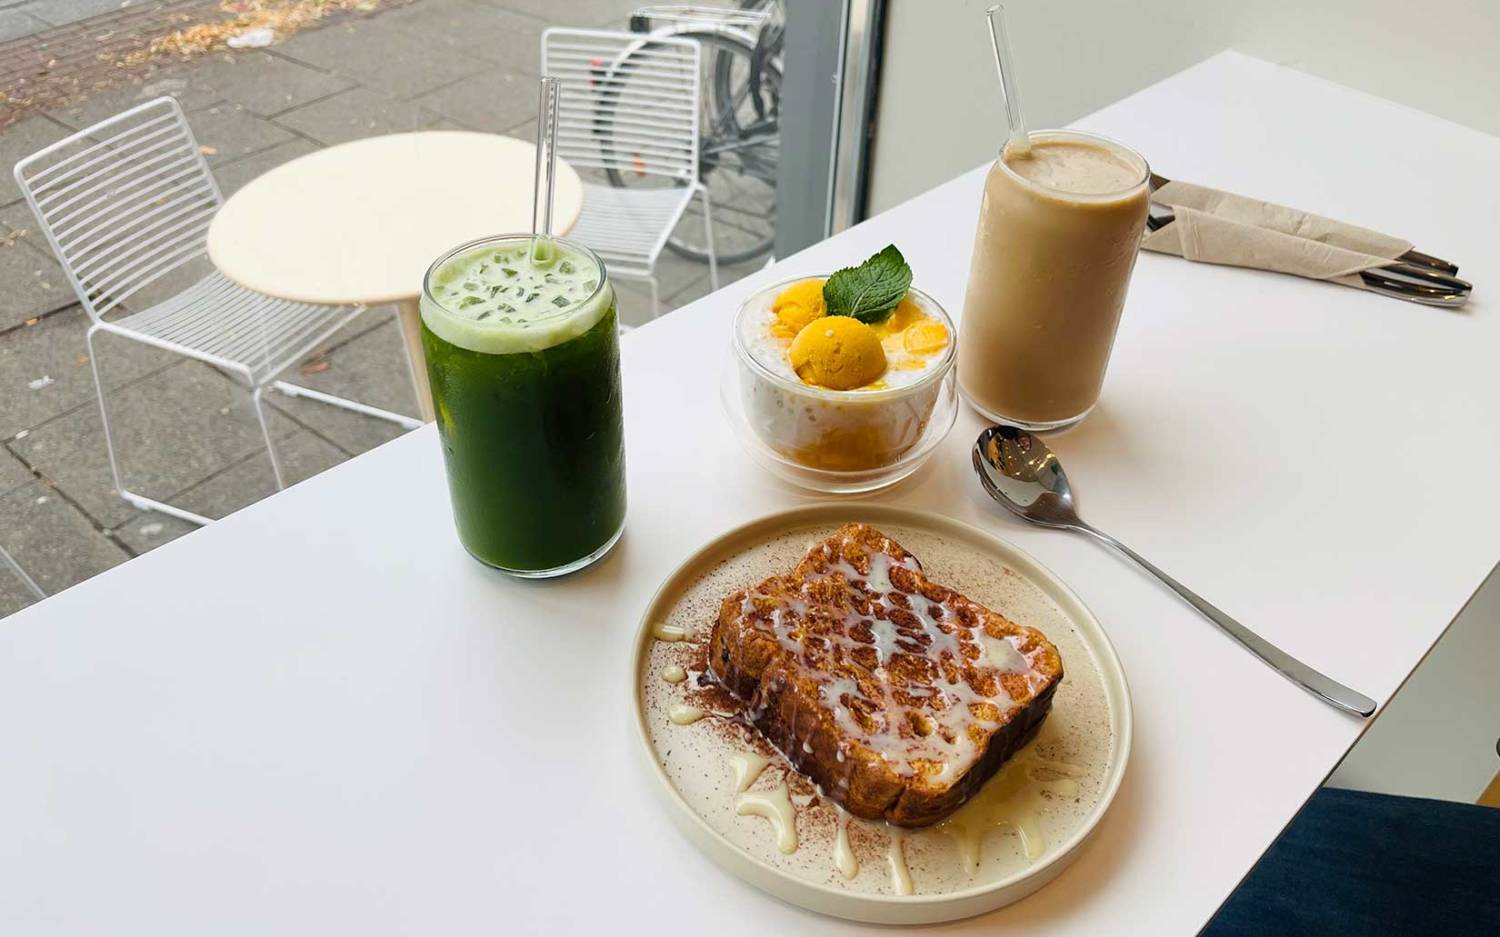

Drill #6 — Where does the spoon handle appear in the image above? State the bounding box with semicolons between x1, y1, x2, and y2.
1075;523;1377;717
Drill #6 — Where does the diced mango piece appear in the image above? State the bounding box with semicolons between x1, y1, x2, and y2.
880;297;926;334
903;320;949;355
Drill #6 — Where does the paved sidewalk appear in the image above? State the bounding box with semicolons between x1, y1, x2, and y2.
0;0;762;616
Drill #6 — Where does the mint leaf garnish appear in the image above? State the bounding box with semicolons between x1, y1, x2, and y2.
822;244;912;324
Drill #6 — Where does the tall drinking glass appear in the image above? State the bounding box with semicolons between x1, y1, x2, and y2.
421;234;625;577
958;130;1151;430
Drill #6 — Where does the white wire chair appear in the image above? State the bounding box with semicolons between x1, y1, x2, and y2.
541;28;718;319
13;97;422;528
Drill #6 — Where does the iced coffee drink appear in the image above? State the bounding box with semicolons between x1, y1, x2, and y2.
958;130;1150;429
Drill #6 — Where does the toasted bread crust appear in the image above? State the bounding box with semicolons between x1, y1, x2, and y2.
709;524;1062;827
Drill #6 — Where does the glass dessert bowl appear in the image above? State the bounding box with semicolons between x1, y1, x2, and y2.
724;274;958;494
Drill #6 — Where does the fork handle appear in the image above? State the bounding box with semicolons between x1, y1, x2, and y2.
1074;522;1377;717
1399;248;1459;275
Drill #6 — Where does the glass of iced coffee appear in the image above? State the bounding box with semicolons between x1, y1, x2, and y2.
958;130;1151;430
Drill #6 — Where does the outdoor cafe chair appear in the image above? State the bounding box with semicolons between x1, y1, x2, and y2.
542;28;719;319
13;97;422;527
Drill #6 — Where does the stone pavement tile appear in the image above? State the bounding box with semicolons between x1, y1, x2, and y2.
272;87;433;147
189;103;297;165
385;0;544;75
265;317;417;455
0;224;70;330
0;115;71;205
17;0;126;27
606;256;718;325
677;195;775;265
213;137;322;197
195;50;353;117
110;511;196;554
482;0;637;28
0;479;129;597
273;19;490;100
314;304;399;354
612;279;654;329
9;360;300;528
0;8;47;41
504;118;535;142
46;67;223;131
173;429;347;519
652;248;716;298
612;254;759;328
0;446;32;496
0;200;45;239
0;566;40;618
658;270;719;310
412;66;534;133
0;306;180;439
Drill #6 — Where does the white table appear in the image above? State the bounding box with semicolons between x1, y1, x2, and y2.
4;52;1498;934
206;131;584;420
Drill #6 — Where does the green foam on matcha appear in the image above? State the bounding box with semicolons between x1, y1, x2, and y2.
421;237;613;355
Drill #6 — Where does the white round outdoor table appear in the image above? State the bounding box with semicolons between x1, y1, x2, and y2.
207;131;584;421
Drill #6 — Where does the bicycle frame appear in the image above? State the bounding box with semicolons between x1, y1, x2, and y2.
605;23;776;183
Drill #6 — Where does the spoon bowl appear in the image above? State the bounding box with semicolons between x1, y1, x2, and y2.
973;424;1079;529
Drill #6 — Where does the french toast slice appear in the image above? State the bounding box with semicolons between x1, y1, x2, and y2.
709;523;1062;828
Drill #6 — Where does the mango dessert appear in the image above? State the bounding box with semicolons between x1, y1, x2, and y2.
733;245;955;474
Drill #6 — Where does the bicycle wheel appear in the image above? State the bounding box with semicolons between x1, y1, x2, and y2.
606;30;780;265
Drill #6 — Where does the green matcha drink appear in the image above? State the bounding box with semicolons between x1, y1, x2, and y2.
420;234;625;577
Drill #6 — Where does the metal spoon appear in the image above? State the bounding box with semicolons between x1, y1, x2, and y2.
973;425;1376;717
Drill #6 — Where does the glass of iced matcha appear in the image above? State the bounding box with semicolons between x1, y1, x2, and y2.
420;234;625;577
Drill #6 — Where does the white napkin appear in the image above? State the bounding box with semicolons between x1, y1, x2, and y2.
1141;180;1413;291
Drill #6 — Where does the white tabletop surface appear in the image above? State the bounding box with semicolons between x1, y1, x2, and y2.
4;52;1498;934
206;131;584;306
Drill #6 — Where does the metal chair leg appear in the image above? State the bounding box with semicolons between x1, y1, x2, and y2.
648;275;662;320
1;546;44;601
268;304;424;430
250;385;286;490
85;325;130;505
270;382;423;431
697;183;719;291
85;326;214;526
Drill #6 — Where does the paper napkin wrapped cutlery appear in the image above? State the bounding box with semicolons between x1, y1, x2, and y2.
1140;179;1412;291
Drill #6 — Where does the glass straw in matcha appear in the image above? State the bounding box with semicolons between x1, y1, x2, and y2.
530;76;561;264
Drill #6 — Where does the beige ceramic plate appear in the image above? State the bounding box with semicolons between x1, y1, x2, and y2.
631;505;1132;925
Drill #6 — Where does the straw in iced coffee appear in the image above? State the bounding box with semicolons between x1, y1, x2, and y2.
986;4;1031;159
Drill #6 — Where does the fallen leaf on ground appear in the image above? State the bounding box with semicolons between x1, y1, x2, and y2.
200;145;218;155
119;0;389;65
